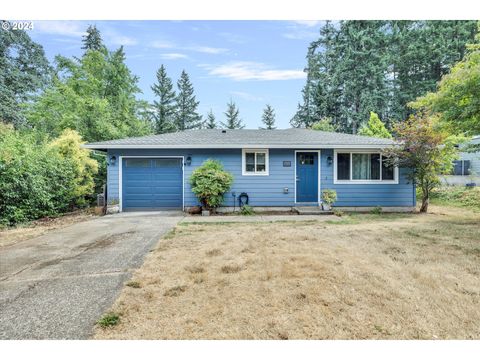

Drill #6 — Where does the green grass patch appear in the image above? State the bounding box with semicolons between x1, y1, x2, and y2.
97;312;120;328
325;216;360;225
126;281;141;288
163;228;177;239
428;186;480;211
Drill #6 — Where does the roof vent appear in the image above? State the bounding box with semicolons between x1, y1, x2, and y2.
221;130;227;133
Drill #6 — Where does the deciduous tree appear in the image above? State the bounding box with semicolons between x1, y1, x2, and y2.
383;113;458;213
358;112;392;139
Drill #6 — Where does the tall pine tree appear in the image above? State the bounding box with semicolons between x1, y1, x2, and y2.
204;110;217;129
174;70;202;130
260;104;276;129
221;100;244;129
82;25;104;52
151;65;176;134
0;27;51;127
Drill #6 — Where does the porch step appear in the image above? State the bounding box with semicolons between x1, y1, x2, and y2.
293;206;334;215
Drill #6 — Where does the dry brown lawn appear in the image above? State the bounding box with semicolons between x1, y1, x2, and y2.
95;205;480;340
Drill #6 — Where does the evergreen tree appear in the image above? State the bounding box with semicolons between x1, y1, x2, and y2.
221;100;244;129
174;70;202;130
0;27;51;127
292;20;477;132
358;112;392;138
411;25;480;136
82;25;104;52
151;65;176;134
204;110;217;129
260;104;276;129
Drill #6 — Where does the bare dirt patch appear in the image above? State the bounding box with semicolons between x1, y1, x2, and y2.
0;209;96;248
95;205;480;339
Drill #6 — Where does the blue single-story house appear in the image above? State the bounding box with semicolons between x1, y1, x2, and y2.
84;129;416;212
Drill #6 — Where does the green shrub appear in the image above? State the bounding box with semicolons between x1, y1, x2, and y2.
0;124;97;226
429;186;480;210
370;206;383;214
321;189;337;206
190;159;233;211
97;312;120;328
240;204;255;216
333;209;344;217
49;129;98;207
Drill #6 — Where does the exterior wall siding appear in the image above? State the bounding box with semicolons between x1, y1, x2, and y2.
106;148;415;209
321;149;415;207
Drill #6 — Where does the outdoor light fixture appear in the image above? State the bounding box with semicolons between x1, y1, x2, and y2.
186;156;192;166
327;156;333;165
109;155;116;166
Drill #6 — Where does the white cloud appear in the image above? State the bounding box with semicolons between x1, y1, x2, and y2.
283;30;318;40
202;61;306;81
149;41;227;54
229;91;264;101
150;40;175;49
186;46;228;54
34;21;86;37
293;20;323;28
107;34;137;46
283;21;323;40
160;53;189;60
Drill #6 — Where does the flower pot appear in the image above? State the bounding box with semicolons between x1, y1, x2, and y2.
202;210;210;216
322;203;331;211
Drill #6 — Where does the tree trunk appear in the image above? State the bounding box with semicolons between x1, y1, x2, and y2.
420;195;429;213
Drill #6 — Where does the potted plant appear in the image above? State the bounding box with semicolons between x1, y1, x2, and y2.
189;159;234;215
321;189;337;211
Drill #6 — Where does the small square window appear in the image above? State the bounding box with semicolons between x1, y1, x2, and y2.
243;150;269;175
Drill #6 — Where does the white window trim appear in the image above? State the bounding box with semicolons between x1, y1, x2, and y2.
242;149;269;176
333;149;399;185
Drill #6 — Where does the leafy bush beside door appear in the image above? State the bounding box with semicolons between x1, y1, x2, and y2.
189;159;233;211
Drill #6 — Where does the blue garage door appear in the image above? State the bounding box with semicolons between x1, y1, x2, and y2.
122;158;183;211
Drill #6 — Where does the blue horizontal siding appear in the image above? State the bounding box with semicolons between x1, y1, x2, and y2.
106;148;415;209
320;149;415;207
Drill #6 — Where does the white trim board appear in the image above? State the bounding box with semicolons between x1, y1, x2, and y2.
333;149;399;185
118;155;185;212
84;144;393;150
294;150;321;204
241;148;270;176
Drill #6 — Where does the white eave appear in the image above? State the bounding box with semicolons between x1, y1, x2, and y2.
82;143;394;150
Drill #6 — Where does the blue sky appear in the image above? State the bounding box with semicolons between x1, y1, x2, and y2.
30;21;323;128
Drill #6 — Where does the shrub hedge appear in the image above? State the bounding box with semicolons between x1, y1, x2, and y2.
0;124;98;226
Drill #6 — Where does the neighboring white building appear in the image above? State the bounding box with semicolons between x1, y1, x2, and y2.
441;136;480;186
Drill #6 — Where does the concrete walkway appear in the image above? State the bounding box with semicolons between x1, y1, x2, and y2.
0;212;183;339
181;214;337;223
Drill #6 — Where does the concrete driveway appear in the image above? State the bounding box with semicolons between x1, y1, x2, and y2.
0;211;183;339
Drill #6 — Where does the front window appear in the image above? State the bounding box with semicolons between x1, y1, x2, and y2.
335;151;397;183
243;149;269;175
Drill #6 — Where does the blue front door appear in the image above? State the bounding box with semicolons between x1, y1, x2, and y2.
296;152;318;203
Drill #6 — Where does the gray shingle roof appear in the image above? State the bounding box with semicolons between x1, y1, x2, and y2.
84;129;396;149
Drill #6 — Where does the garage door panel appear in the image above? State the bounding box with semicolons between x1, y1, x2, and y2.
122;158;183;210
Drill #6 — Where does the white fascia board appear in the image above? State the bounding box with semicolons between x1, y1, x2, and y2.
83;144;394;150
